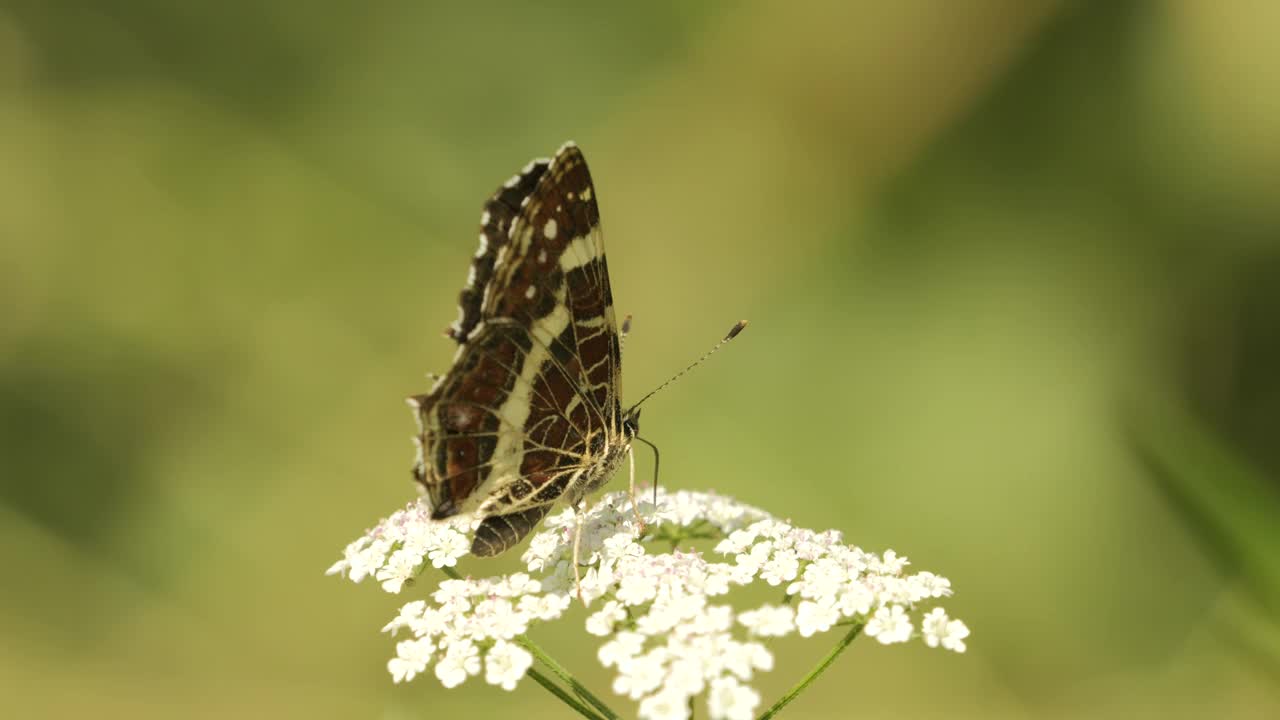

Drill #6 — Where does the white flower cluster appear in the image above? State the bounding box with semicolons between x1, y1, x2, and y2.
327;499;476;593
328;489;970;720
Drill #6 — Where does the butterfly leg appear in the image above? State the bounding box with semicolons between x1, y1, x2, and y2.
572;498;587;605
626;444;646;535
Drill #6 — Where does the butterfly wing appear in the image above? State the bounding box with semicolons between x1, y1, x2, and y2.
413;144;623;555
446;159;550;345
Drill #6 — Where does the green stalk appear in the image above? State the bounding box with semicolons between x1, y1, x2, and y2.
518;635;620;720
526;668;607;720
756;622;864;720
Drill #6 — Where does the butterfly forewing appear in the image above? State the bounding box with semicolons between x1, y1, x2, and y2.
446;160;550;345
412;143;626;555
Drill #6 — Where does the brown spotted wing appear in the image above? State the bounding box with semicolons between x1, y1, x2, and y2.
410;143;638;556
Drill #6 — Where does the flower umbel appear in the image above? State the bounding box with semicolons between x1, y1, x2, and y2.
328;489;970;719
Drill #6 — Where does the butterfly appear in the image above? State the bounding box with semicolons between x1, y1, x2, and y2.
409;142;744;568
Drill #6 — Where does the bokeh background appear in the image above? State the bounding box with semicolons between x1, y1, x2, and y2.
3;1;1279;717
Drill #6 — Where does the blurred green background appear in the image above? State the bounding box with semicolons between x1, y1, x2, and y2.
3;1;1280;717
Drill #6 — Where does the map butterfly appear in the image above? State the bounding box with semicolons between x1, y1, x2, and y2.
409;142;745;560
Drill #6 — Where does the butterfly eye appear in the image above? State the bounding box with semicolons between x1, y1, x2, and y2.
623;413;640;437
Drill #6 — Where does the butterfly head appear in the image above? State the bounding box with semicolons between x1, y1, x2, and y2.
622;408;641;440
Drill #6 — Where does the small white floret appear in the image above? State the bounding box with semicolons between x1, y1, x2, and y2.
795;600;839;638
737;604;795;637
388;637;434;683
639;688;691;720
433;640;480;688
483;639;533;690
922;607;970;653
865;605;913;645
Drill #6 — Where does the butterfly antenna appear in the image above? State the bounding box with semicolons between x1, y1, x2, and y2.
627;320;747;413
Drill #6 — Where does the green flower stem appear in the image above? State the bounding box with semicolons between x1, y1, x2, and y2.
756;622;864;720
526;667;607;720
518;635;620;720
